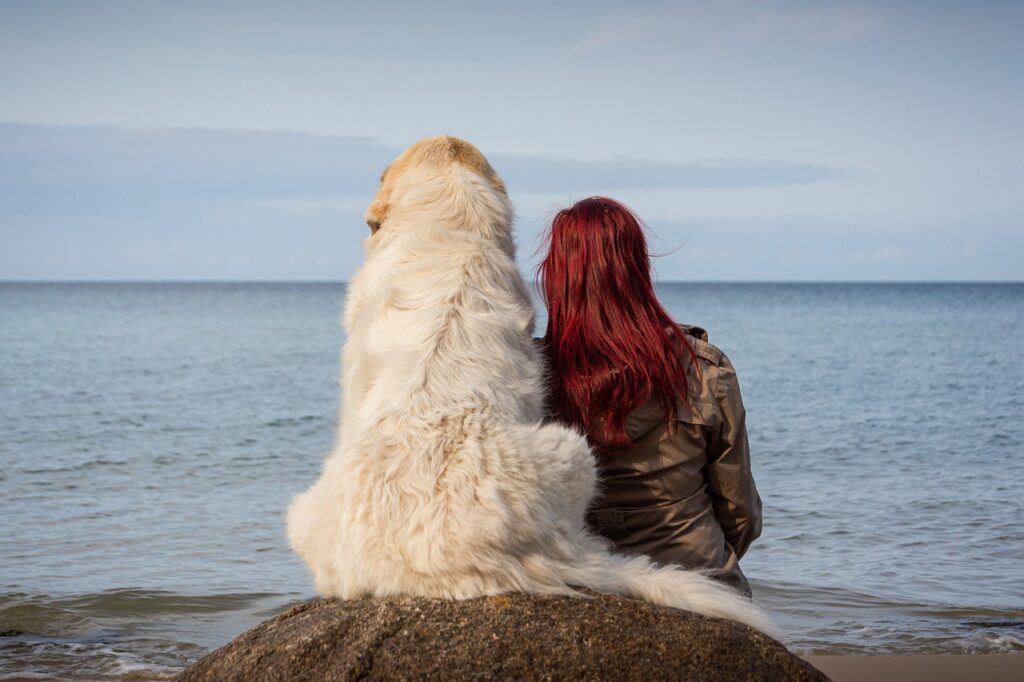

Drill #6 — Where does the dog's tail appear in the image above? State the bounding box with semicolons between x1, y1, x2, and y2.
544;545;778;637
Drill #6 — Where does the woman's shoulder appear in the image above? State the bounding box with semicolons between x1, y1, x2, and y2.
673;324;744;421
676;324;731;370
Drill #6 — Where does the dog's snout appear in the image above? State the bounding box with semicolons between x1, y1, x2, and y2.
366;219;380;233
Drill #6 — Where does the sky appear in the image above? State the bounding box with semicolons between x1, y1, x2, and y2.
1;0;1022;281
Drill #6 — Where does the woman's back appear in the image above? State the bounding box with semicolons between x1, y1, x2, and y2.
585;325;761;595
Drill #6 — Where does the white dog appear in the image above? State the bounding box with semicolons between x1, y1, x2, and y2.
286;136;775;636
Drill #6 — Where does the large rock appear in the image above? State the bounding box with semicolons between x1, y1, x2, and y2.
179;592;827;681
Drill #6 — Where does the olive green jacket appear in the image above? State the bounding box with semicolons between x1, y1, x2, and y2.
585;326;762;595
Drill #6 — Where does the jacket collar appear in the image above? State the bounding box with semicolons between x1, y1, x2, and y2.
679;324;709;342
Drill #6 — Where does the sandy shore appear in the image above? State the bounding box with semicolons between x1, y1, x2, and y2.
802;655;1023;681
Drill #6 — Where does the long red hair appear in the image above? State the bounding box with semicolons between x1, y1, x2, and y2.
538;197;698;449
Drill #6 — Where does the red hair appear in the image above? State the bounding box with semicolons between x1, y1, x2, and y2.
538;197;697;449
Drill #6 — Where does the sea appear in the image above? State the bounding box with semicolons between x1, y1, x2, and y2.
1;282;1022;680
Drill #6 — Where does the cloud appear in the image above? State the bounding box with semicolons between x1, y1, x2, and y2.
568;0;885;54
495;154;845;193
0;123;843;215
738;2;884;42
0;124;389;213
628;220;1024;281
851;246;903;262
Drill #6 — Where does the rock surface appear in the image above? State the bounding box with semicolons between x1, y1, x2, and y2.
179;592;827;681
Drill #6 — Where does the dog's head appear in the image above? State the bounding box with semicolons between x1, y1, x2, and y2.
364;136;510;244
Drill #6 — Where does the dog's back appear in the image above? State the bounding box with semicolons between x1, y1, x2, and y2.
287;136;776;636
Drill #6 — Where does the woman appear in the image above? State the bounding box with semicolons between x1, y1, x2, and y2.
538;196;762;595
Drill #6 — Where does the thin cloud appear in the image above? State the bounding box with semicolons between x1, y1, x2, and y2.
568;1;885;54
497;155;847;193
0;124;845;215
851;246;903;262
739;3;884;42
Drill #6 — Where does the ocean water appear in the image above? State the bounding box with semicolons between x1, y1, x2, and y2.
1;281;1021;679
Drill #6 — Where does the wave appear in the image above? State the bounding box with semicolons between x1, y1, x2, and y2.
1;638;186;681
753;579;1024;655
0;589;302;681
20;459;130;475
0;589;289;637
263;415;324;428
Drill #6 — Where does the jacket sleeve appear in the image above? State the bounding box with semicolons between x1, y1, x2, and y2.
706;356;762;559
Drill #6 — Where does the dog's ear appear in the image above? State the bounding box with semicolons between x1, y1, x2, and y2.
364;165;392;234
364;192;387;234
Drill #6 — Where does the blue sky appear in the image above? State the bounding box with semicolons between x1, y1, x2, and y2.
1;0;1021;280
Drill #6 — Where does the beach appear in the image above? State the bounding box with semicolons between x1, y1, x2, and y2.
803;655;1024;681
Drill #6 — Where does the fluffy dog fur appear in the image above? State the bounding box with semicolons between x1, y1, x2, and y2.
286;136;776;636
